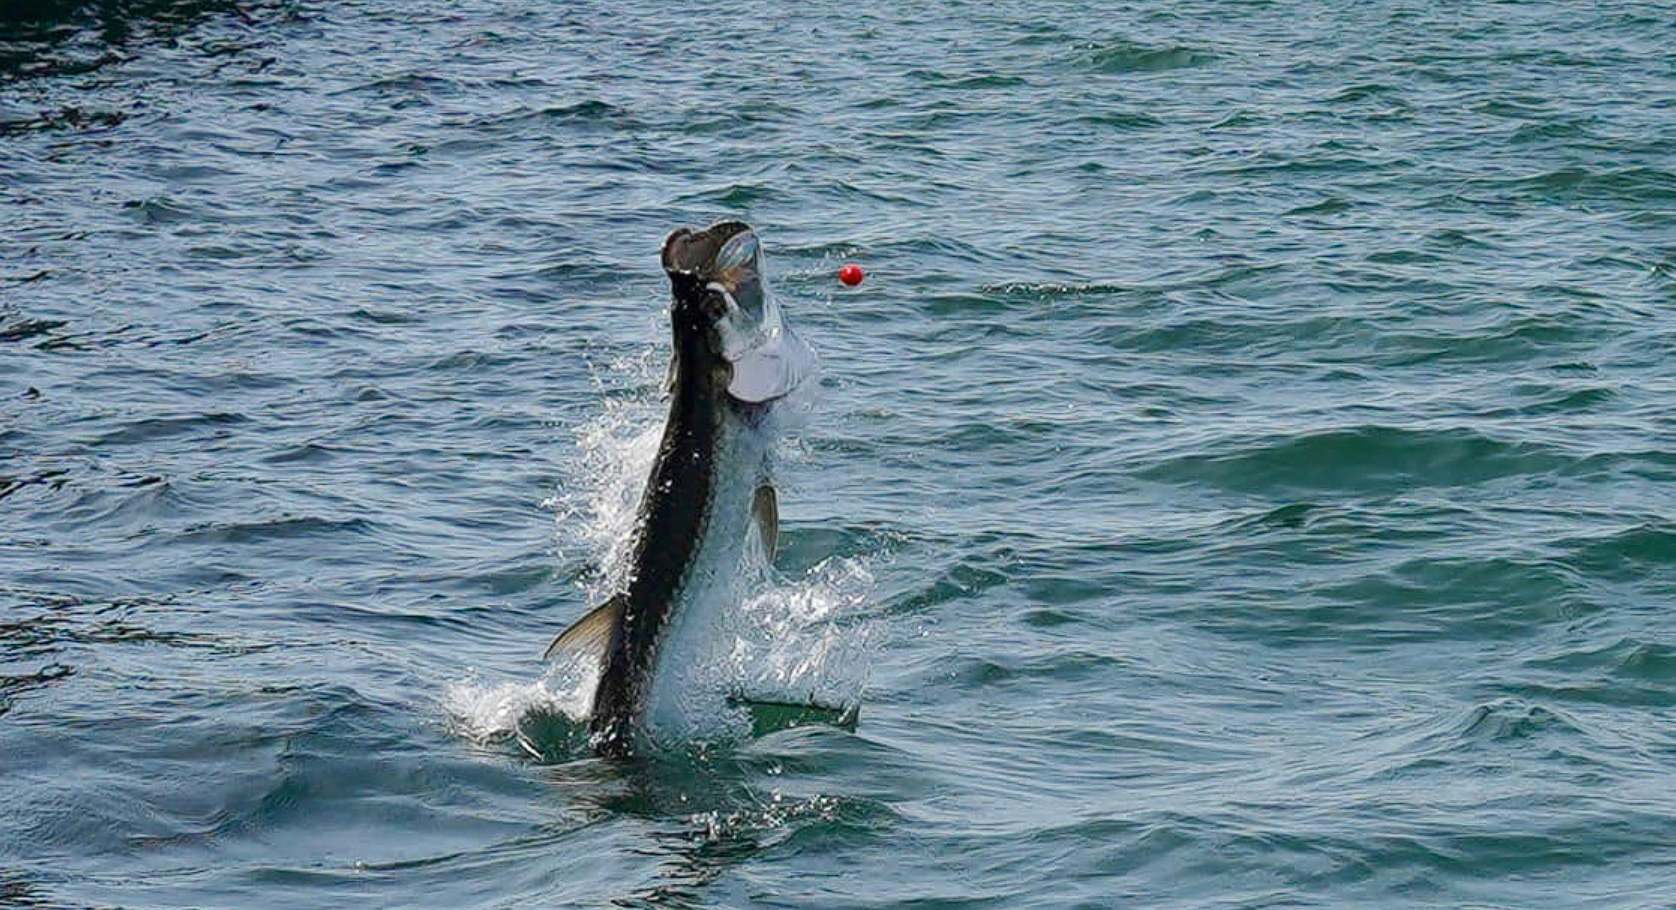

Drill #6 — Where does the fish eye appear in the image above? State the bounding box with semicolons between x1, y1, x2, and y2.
702;286;733;321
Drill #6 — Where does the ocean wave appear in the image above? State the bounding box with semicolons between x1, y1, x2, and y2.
1081;38;1217;74
1137;425;1572;495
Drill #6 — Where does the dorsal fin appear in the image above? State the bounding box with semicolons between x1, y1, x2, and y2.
752;484;778;559
543;594;625;662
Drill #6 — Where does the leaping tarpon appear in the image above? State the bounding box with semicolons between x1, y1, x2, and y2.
545;221;821;757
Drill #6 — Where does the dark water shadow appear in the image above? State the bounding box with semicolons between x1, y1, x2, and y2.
0;870;57;908
0;0;265;81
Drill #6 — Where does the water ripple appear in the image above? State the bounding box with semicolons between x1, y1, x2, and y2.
5;0;1676;907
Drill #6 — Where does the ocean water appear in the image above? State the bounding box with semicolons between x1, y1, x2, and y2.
5;0;1676;907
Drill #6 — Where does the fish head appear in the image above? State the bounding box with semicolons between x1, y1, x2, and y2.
662;221;816;403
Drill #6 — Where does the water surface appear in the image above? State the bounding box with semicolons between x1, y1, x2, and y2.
5;1;1676;907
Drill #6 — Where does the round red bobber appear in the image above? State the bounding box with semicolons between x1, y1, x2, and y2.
838;263;865;286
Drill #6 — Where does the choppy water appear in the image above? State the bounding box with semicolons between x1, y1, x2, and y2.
5;1;1676;907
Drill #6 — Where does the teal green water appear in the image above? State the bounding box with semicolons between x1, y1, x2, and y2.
5;1;1676;907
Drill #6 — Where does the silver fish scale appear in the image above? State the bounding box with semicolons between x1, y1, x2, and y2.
637;401;774;744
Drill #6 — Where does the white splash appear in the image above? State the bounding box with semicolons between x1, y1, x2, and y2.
730;555;877;712
443;646;601;754
447;344;874;755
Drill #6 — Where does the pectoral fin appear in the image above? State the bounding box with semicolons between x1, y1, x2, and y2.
728;695;860;736
752;484;778;559
543;594;625;662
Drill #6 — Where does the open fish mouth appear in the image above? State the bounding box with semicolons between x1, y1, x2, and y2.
664;223;818;403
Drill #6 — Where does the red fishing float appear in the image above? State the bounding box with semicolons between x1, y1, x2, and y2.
838;263;865;286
